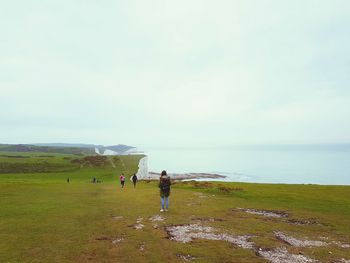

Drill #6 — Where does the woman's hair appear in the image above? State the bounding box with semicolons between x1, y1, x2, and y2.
161;170;167;176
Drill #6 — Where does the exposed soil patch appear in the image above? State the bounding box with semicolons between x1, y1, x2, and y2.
236;208;288;218
257;247;316;263
112;216;123;220
286;219;322;226
217;184;243;193
275;231;327;247
96;236;110;241
166;224;254;249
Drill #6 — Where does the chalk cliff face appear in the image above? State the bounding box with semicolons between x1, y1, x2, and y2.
94;145;138;155
106;144;136;154
135;156;149;179
102;149;119;155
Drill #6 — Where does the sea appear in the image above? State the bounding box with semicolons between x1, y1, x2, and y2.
141;145;350;185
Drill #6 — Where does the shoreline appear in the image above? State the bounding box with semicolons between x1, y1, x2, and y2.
135;155;350;185
135;156;226;181
146;171;226;181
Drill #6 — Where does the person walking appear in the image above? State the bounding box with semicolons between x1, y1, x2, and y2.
132;173;138;188
120;173;126;189
158;170;171;212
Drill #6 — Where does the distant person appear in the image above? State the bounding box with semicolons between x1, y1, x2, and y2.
132;174;138;188
67;177;70;183
92;177;96;183
120;174;126;188
159;170;171;212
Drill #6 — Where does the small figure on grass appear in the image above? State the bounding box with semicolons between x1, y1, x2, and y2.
67;177;70;183
159;170;171;212
132;173;138;188
120;173;126;189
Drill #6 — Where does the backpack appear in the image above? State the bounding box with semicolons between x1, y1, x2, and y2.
161;179;170;192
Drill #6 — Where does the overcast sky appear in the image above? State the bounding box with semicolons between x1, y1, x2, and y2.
1;0;350;147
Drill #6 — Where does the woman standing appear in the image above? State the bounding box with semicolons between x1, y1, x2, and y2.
132;173;138;188
120;173;126;189
158;170;171;212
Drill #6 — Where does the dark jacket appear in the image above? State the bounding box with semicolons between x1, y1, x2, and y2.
158;175;171;197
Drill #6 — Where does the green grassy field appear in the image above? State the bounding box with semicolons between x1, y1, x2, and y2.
0;153;349;262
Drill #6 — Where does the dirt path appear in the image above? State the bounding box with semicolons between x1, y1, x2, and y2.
107;157;116;168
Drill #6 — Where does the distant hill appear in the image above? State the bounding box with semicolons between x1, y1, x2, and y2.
0;144;95;155
34;143;103;148
34;143;136;155
0;143;137;155
33;143;137;155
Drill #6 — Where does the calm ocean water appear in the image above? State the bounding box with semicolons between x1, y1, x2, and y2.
141;145;350;185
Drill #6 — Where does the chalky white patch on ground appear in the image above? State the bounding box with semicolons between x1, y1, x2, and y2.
149;215;165;228
258;247;316;263
134;217;144;230
149;215;166;222
237;208;288;218
186;200;202;207
332;241;350;248
166;224;254;249
134;224;144;230
139;243;145;251
338;259;350;263
275;231;328;247
193;192;208;199
177;254;196;261
166;224;323;262
112;238;124;245
191;217;224;222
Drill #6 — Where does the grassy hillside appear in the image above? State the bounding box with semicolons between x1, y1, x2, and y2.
0;144;96;155
0;152;349;263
